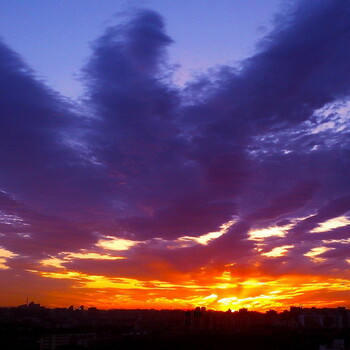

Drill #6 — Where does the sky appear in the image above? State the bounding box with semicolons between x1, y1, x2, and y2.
0;0;350;311
0;0;279;97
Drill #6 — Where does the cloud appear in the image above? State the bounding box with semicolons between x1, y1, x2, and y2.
1;2;350;308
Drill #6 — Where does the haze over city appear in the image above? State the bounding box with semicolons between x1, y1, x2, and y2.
0;0;350;312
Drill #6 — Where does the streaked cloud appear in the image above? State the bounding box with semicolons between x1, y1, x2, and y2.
96;236;142;251
304;247;336;263
177;219;236;246
0;247;18;269
248;224;293;241
311;216;350;233
262;245;294;258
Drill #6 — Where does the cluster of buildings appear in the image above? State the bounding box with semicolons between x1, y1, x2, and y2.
6;301;350;331
184;306;350;330
1;302;350;349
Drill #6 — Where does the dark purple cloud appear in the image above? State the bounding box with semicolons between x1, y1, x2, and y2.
1;0;350;289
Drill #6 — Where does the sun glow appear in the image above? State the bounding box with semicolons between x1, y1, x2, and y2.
12;219;350;311
23;260;350;311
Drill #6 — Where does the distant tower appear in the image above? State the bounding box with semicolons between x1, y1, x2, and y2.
26;297;29;307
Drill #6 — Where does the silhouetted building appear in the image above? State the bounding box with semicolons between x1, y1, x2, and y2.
293;307;349;328
18;300;43;310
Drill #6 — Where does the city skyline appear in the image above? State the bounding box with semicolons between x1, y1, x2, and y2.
1;0;350;312
3;302;349;349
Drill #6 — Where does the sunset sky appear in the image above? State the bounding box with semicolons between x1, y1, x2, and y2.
1;0;350;311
